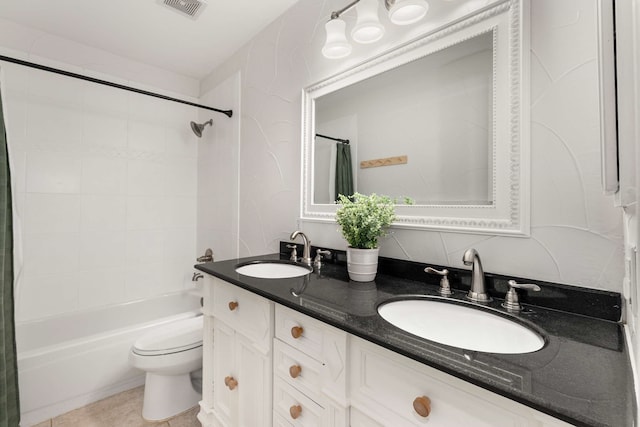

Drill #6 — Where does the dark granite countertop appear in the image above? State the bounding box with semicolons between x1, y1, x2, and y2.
195;249;634;427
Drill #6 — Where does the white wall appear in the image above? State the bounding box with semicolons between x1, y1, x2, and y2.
197;72;241;261
0;18;199;98
201;0;623;292
0;36;201;323
615;0;640;416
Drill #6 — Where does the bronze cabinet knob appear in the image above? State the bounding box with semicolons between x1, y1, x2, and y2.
224;376;237;390
289;365;302;378
290;404;302;419
413;396;431;418
291;326;304;339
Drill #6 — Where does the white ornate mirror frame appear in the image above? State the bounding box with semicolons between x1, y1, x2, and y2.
301;0;530;236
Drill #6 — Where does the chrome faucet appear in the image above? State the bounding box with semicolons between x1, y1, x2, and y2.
196;248;214;263
462;248;492;302
290;231;312;266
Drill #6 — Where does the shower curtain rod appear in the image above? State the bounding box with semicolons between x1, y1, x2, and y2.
315;133;349;144
0;55;233;118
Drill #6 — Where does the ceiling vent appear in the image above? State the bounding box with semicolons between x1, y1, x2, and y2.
158;0;207;19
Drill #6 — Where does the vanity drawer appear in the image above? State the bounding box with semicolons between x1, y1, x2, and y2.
350;406;383;427
211;277;273;349
274;338;323;399
273;412;295;427
275;305;324;359
350;337;529;427
273;377;323;427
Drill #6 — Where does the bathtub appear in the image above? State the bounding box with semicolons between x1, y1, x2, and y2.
16;291;201;426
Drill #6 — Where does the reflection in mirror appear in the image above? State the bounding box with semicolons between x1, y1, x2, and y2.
302;0;529;235
314;31;494;206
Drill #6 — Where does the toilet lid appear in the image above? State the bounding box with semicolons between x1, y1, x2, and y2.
132;315;203;356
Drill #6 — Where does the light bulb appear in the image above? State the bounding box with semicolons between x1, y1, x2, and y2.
322;18;352;59
387;0;429;25
351;0;385;44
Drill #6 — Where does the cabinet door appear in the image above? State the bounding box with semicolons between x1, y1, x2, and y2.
236;332;273;427
212;277;273;350
213;320;238;427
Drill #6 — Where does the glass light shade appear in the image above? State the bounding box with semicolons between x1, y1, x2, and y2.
322;18;352;59
388;0;429;25
351;0;385;44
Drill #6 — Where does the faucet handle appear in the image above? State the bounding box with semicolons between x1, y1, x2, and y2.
286;244;298;262
502;280;541;312
507;280;541;291
314;249;332;268
425;267;453;297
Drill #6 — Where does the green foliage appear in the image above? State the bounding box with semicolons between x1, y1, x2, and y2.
335;193;396;249
402;196;414;205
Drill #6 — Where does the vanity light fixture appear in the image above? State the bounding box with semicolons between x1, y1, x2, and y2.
322;0;429;58
385;0;429;25
352;0;386;44
322;18;353;59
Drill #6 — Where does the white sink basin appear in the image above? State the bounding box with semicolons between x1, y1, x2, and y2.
235;261;312;279
378;298;545;354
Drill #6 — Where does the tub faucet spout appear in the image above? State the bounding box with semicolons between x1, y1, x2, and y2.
462;248;492;302
196;248;214;263
290;231;312;266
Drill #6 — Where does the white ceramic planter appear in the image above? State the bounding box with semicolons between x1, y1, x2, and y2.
347;247;379;282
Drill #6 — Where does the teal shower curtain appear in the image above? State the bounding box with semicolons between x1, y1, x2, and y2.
335;143;354;201
0;88;19;427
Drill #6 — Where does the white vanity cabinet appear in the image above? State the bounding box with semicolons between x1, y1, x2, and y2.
199;276;274;427
349;337;574;427
272;305;349;427
198;275;575;427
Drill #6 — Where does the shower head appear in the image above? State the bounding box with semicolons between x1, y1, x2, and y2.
190;119;213;138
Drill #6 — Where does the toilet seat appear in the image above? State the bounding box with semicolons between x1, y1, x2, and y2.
132;315;203;357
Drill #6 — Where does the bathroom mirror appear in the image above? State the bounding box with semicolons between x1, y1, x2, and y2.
301;0;530;235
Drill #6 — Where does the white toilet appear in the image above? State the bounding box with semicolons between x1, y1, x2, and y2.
129;315;204;421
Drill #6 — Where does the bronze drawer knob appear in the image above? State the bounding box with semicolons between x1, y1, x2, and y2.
289;364;302;378
290;404;302;419
291;326;304;339
413;396;431;418
224;376;237;390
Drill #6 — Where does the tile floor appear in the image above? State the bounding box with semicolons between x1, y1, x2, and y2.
30;386;201;427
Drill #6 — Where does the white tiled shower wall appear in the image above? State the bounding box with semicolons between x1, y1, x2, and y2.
202;0;624;292
1;62;200;322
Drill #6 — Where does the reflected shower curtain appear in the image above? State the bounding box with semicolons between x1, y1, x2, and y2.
0;88;19;427
335;143;354;201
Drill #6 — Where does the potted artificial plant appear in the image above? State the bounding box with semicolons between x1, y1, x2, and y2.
336;192;396;282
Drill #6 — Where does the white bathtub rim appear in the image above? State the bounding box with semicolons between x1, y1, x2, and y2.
16;289;200;329
16;290;201;354
18;310;201;365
